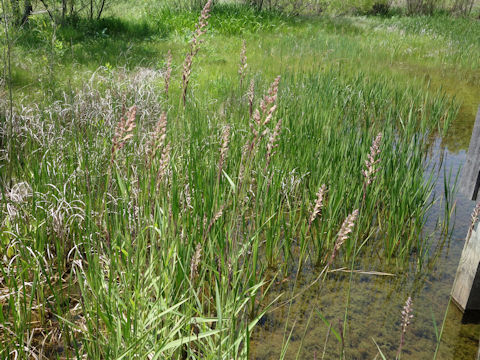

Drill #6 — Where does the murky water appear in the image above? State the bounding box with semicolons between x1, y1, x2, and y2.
251;73;480;359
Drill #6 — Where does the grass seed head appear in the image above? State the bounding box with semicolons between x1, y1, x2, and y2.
238;40;247;85
164;50;173;97
265;118;282;169
309;184;327;227
362;132;382;186
397;296;414;357
181;0;212;106
111;105;137;164
329;209;359;265
401;297;413;333
260;75;280;114
147;111;168;167
248;79;255;118
204;205;224;239
157;142;171;186
218;125;231;181
190;243;202;281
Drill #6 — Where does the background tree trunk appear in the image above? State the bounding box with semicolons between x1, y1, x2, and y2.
20;0;32;24
62;0;67;20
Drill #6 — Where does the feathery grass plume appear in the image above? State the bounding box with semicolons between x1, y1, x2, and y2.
466;200;480;244
217;125;231;182
164;50;172;98
182;183;193;214
308;184;327;229
111;105;136;165
248;79;255;119
265;118;282;170
238;76;280;194
260;75;281;130
156;142;171;187
204;205;224;240
190;243;202;281
362;132;382;186
261;76;280;111
238;40;247;86
146;111;167;167
397;296;414;359
328;209;359;265
361;132;382;203
248;75;281;153
181;0;212;106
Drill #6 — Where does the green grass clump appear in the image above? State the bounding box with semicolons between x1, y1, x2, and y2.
0;52;457;357
150;4;291;36
0;2;475;358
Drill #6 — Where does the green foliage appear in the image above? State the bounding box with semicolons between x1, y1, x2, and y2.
147;4;290;36
323;0;378;14
1;3;478;358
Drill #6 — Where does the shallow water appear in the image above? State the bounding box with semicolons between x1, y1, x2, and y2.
250;74;480;359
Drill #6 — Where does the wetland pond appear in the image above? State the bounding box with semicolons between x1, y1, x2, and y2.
250;71;480;360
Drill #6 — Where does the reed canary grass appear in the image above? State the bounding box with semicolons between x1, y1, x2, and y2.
239;40;247;86
265;118;282;170
248;79;255;119
397;296;414;359
362;132;382;186
147;111;167;167
190;243;202;281
157;142;171;186
181;0;212;106
328;209;359;266
308;184;327;230
164;50;172;98
0;14;462;356
204;205;224;240
218;125;231;182
111;105;136;165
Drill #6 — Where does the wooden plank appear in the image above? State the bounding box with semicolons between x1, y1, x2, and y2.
451;222;480;323
477;329;480;360
459;105;480;201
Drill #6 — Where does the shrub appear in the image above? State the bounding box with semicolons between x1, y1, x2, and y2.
371;1;391;15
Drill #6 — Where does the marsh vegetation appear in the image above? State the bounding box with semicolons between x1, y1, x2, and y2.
1;0;480;359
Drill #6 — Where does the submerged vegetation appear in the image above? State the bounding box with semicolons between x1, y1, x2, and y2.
1;0;479;358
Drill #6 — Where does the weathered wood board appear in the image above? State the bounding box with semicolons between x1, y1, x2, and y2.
478;337;480;360
459;105;480;201
451;223;480;323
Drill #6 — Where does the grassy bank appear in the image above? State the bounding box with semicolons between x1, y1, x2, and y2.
1;2;479;359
